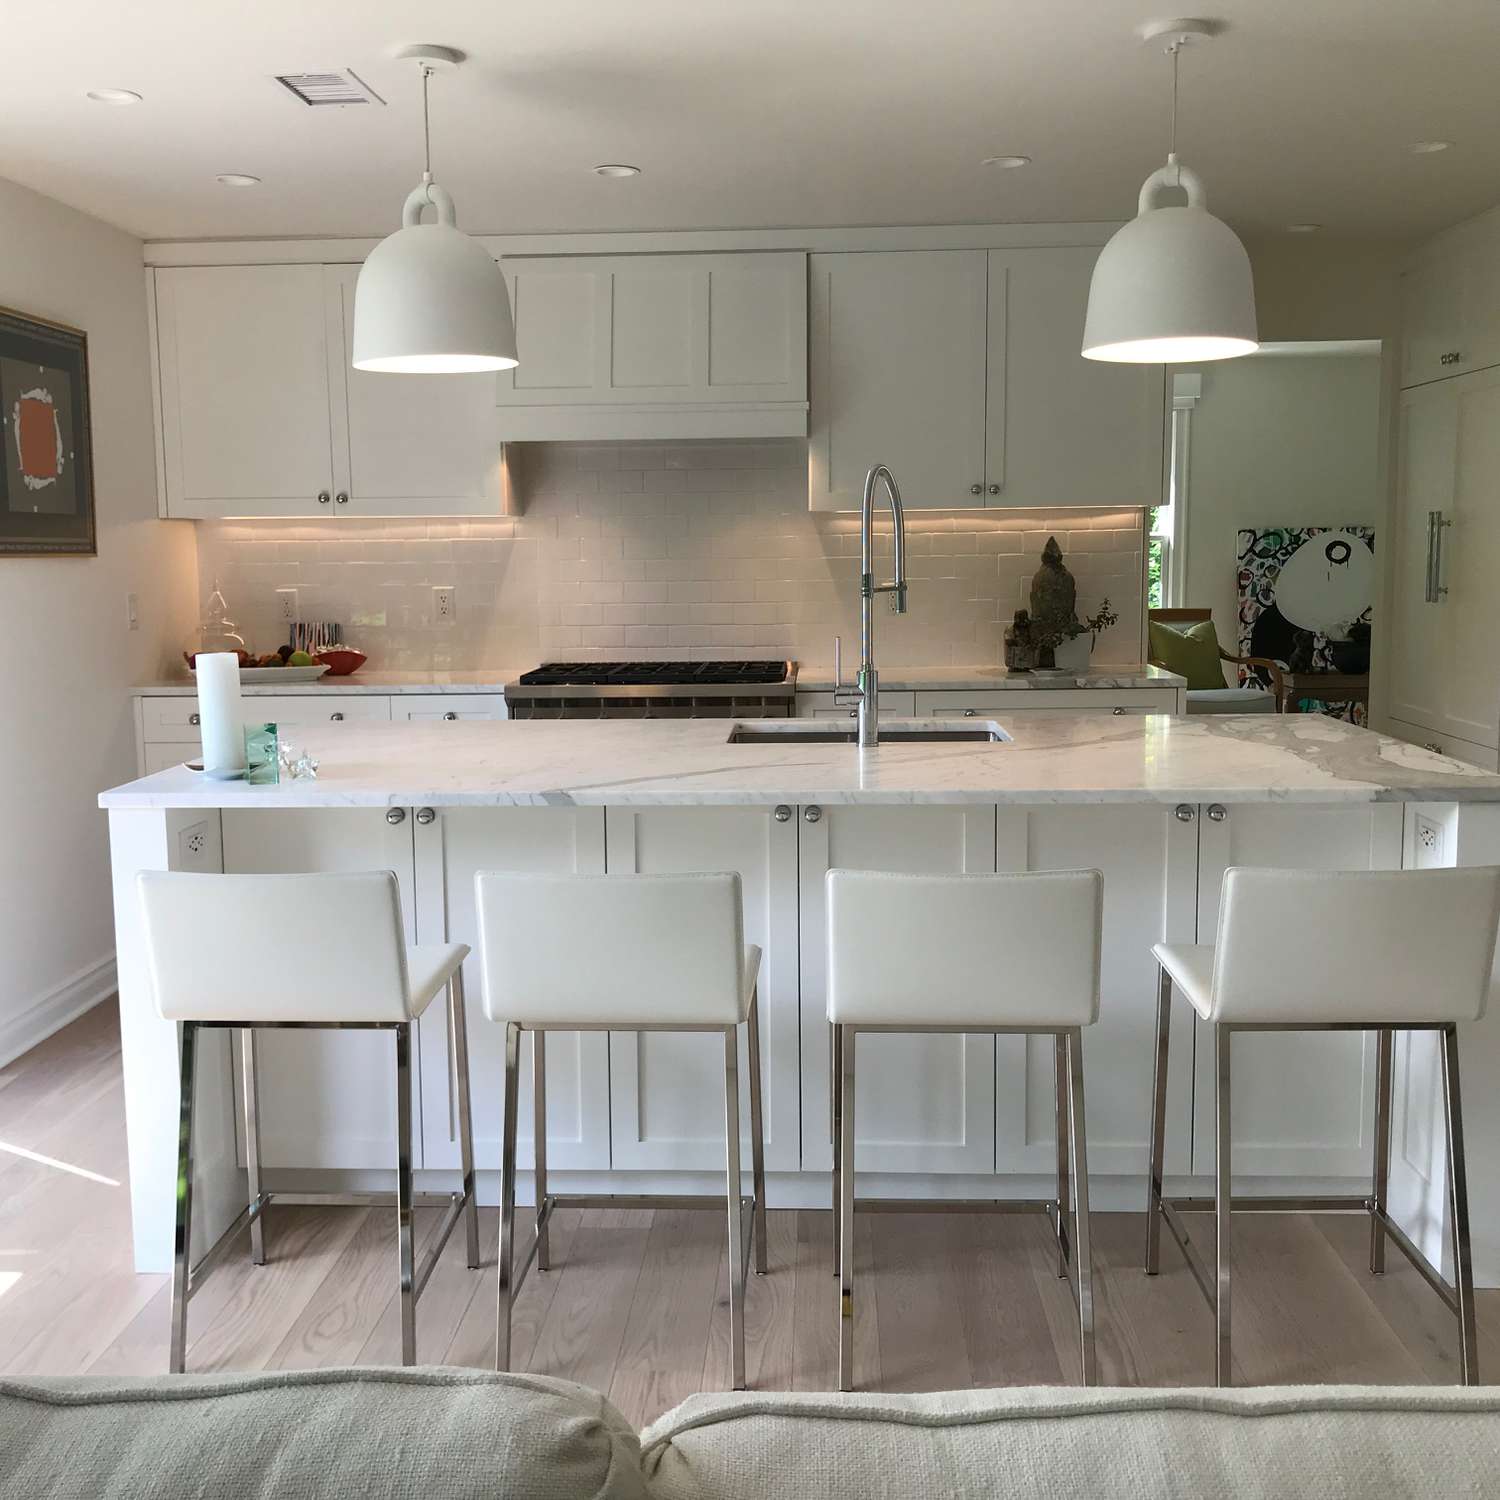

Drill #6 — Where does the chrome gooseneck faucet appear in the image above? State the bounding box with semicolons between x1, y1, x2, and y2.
834;464;908;747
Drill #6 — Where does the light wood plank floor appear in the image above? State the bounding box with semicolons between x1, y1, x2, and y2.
4;1006;1498;1428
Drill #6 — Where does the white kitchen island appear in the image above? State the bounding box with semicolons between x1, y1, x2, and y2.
99;713;1500;1287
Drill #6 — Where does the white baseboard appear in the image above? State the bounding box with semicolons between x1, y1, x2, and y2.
0;954;116;1068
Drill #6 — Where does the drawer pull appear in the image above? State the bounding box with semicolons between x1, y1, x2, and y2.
1207;804;1228;823
385;808;407;826
443;711;458;721
804;805;822;824
188;712;201;726
1174;805;1195;823
415;807;436;825
963;708;976;717
1426;742;1444;754
1112;706;1127;716
317;491;331;505
773;805;792;822
330;711;344;721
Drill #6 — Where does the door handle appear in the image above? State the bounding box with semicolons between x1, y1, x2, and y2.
1426;510;1452;602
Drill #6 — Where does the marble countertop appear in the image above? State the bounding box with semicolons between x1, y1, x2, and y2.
99;712;1500;810
793;663;1185;692
136;663;1185;696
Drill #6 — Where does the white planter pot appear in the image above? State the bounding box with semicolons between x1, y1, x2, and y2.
1052;635;1093;672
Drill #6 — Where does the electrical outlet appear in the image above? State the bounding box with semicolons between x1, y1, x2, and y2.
1414;814;1445;868
277;588;299;623
125;592;139;631
176;820;216;872
433;585;456;624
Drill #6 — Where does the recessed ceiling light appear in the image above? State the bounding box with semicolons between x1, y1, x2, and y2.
982;155;1031;169
1286;223;1321;234
592;163;642;177
1408;139;1453;155
86;88;142;105
215;173;262;187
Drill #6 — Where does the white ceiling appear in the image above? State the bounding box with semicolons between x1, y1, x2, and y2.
4;1;1499;243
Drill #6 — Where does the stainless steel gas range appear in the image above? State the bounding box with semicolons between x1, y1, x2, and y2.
504;660;798;719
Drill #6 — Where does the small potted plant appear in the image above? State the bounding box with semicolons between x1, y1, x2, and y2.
1037;600;1119;672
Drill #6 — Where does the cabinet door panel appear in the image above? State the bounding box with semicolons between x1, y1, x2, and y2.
605;807;799;1173
394;695;507;723
414;808;609;1174
155;265;334;516
221;809;415;1169
326;266;502;516
809;252;989;510
996;805;1197;1177
1191;804;1403;1178
1401;255;1469;389
986;248;1165;508
502;263;602;394
801;806;997;1174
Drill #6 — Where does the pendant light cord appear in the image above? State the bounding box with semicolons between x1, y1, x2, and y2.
1167;38;1181;183
420;63;434;189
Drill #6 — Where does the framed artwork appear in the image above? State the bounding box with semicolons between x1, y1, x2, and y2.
1237;526;1376;722
0;306;96;556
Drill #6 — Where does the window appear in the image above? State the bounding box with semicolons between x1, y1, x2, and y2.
1151;375;1200;608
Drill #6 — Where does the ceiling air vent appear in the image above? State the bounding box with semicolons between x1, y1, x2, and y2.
273;70;385;107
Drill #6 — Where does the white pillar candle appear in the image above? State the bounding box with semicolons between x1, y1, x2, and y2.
196;652;246;777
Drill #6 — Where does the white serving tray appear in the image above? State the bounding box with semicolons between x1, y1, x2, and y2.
192;665;331;684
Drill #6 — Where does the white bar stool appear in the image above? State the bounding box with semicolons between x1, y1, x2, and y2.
1146;865;1500;1386
475;870;768;1388
827;868;1104;1392
137;870;479;1372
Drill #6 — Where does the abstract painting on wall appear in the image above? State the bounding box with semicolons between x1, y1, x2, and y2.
1237;526;1376;722
0;307;95;556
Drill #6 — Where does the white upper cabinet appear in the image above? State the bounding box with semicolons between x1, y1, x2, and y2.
1400;215;1500;389
495;251;808;439
154;265;338;517
809;250;989;510
153;264;502;519
808;247;1162;511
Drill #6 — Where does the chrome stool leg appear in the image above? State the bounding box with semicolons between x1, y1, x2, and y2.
747;986;768;1276
1214;1023;1232;1387
395;1022;417;1365
837;1025;856;1392
1370;1027;1393;1275
1055;1033;1071;1279
1441;1023;1479;1384
451;967;481;1271
1145;965;1171;1275
533;1029;549;1273
830;1021;842;1277
724;1024;746;1390
1066;1027;1097;1385
169;1021;198;1374
496;1021;521;1371
241;1028;266;1266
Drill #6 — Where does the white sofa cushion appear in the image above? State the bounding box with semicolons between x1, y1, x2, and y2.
641;1386;1500;1499
1186;686;1277;715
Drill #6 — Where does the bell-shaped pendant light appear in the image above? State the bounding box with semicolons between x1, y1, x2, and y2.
1082;25;1257;364
353;45;518;374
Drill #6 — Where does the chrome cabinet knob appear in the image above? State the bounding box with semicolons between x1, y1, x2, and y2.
443;711;458;721
988;483;1000;495
1207;804;1228;823
415;807;436;826
385;808;407;825
1112;706;1127;716
963;708;976;717
1174;804;1195;823
804;805;822;824
969;483;983;496
335;492;349;505
330;711;344;721
317;490;331;504
1426;741;1443;753
773;805;792;823
188;712;201;726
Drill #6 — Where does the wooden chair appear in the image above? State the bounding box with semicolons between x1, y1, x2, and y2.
1149;608;1286;712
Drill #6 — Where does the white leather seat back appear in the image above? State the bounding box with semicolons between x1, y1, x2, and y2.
138;870;412;1023
826;869;1103;1027
1211;866;1500;1024
475;871;747;1027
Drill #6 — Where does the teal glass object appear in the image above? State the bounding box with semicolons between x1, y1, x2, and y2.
244;722;280;785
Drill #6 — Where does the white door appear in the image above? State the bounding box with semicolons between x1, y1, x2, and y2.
801;805;998;1175
1191;803;1403;1179
413;808;610;1174
154;265;337;517
985;248;1165;509
394;695;507;722
603;806;800;1173
1388;380;1457;734
220;809;416;1169
994;806;1198;1178
808;251;989;510
325;265;503;516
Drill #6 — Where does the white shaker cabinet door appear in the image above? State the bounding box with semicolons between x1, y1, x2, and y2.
220;808;417;1169
800;805;998;1175
808;251;989;510
154;265;337;518
1190;803;1403;1180
603;806;800;1174
325;265;504;516
414;808;610;1175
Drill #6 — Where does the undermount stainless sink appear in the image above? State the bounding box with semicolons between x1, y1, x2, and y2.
728;720;1009;745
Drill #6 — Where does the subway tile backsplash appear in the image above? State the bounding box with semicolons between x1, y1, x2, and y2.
195;440;1147;672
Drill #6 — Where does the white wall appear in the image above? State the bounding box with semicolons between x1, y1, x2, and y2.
0;177;197;1062
1180;351;1383;658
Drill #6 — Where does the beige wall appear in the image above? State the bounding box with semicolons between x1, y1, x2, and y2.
1246;237;1409;343
0;176;197;1060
